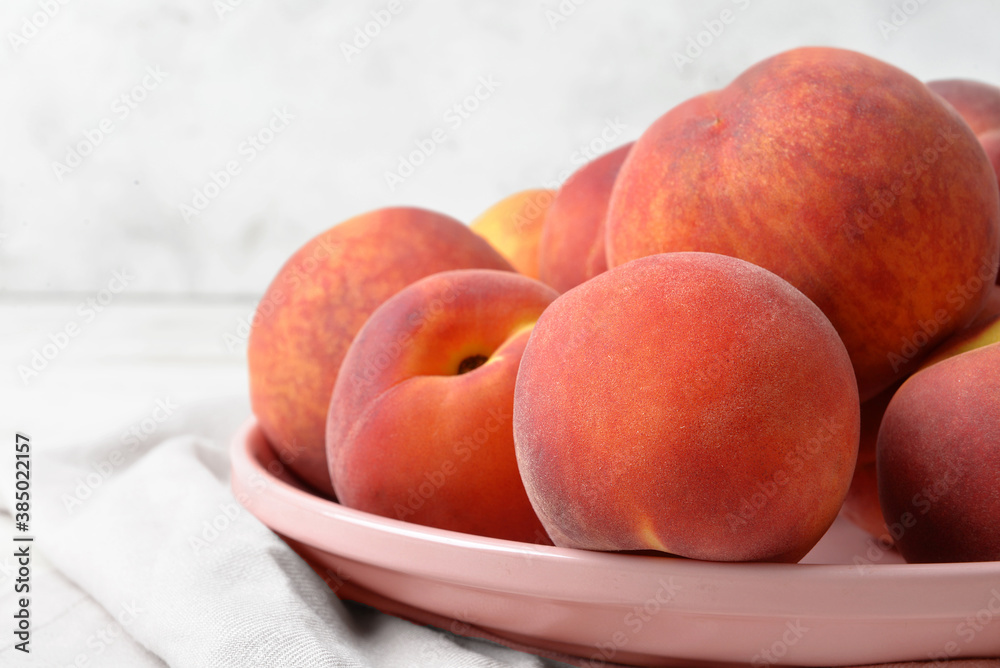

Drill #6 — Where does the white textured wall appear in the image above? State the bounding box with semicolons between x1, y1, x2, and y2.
2;0;999;296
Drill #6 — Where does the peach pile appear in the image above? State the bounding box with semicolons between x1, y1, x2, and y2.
605;48;998;401
247;46;1000;565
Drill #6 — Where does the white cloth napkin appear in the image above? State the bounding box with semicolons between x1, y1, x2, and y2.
0;397;572;667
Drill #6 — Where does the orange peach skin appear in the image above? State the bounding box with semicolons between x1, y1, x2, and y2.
538;143;633;293
471;189;555;280
514;252;860;563
606;47;1000;401
877;343;1000;563
248;208;513;496
327;269;557;542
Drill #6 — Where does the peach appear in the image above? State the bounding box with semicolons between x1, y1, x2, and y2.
877;342;1000;563
470;189;555;280
327;269;557;542
248;208;512;496
606;47;1000;401
839;288;1000;542
872;284;1000;558
926;78;1000;136
538;143;633;293
513;252;860;563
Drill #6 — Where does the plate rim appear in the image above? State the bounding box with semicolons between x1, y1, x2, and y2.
230;416;1000;618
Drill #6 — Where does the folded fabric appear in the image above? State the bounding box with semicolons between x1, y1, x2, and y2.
0;397;569;667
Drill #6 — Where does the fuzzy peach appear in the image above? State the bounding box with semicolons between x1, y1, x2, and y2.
471;189;555;280
538;143;633;293
248;208;512;495
327;269;557;542
877;343;1000;563
514;252;860;563
606;47;1000;401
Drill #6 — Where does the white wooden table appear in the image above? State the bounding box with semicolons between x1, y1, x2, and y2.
2;298;255;448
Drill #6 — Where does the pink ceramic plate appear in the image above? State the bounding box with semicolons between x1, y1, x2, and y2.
230;417;1000;667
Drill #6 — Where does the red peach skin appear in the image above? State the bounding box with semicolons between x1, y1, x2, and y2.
877;343;1000;563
